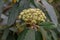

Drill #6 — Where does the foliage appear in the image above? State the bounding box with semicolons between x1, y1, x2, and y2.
0;0;60;40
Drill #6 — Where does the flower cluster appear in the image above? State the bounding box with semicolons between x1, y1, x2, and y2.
19;8;46;24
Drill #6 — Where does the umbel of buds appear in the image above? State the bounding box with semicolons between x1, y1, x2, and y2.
19;8;46;24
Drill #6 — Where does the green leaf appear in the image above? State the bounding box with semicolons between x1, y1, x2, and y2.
56;27;60;33
30;0;37;8
30;0;45;11
0;0;4;20
35;31;43;40
17;29;28;40
7;0;30;26
7;4;20;26
50;30;58;40
38;26;55;40
1;29;10;40
56;24;60;32
39;22;54;26
9;27;18;32
41;0;58;26
38;22;55;29
24;29;35;40
30;3;36;8
38;27;47;40
43;25;55;30
47;32;52;40
19;0;30;9
17;29;35;40
6;31;17;40
34;0;45;10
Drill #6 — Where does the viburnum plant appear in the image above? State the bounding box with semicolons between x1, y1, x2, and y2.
16;8;58;40
0;0;60;40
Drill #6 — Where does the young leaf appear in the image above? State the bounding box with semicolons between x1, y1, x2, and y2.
39;22;54;26
38;22;56;29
